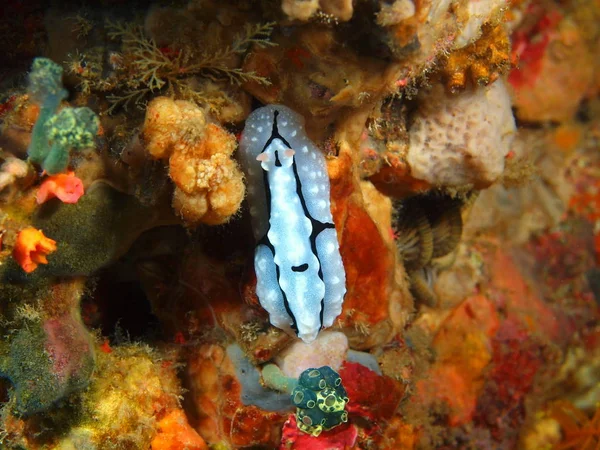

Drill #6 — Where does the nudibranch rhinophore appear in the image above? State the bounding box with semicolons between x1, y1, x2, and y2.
239;105;346;343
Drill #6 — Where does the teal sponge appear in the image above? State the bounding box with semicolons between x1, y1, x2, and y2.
26;57;99;174
42;107;100;174
28;57;67;103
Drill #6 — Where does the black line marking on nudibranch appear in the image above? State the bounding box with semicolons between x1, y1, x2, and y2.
258;108;335;332
292;263;309;272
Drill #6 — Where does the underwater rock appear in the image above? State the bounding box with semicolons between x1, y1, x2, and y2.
281;0;319;21
243;28;398;137
407;79;516;189
0;157;34;200
281;0;354;22
509;10;598;122
31;181;175;276
417;295;499;426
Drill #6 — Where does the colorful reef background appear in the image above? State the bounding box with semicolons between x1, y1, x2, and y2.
0;0;599;449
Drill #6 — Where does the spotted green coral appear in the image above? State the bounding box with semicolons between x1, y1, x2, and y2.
26;57;100;175
291;366;349;436
41;107;100;174
28;57;67;102
27;58;69;169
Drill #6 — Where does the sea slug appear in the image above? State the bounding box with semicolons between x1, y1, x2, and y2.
239;105;346;343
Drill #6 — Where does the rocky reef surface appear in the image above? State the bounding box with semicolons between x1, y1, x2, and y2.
0;0;599;449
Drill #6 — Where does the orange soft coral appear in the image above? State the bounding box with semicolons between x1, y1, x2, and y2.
12;227;57;273
151;409;208;450
142;97;244;226
36;171;84;204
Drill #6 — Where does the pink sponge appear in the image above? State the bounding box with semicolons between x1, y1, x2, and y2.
37;171;84;204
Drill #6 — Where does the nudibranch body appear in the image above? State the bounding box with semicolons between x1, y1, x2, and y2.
239;105;346;343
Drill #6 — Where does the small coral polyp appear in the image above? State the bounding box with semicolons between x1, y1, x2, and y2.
291;366;349;436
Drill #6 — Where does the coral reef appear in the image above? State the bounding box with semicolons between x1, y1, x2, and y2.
0;0;598;448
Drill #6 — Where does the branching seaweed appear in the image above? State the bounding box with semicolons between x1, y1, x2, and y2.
103;20;276;113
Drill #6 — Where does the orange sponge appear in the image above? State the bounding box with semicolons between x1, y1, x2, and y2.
151;409;208;450
13;227;57;273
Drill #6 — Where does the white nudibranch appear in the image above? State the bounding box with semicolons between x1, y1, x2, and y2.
239;105;346;343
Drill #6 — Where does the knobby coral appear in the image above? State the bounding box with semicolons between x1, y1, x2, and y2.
142;96;244;226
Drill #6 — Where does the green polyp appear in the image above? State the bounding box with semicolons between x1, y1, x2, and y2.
28;58;66;101
262;363;298;394
42;107;100;174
